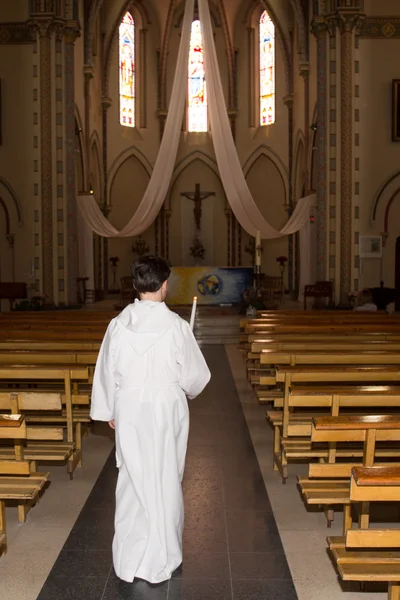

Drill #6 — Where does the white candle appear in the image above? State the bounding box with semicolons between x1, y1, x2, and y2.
255;231;261;267
189;296;198;330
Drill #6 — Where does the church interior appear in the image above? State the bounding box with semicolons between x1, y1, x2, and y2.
1;0;400;599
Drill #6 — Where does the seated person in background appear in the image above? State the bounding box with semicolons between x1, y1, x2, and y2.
354;288;378;312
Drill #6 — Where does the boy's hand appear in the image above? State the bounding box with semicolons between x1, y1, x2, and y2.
109;420;115;429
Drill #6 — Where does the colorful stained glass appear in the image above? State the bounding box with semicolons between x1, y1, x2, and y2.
188;20;207;132
119;12;135;128
260;11;275;126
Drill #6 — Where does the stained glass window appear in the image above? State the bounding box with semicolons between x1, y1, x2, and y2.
188;20;207;132
119;12;135;128
259;10;275;126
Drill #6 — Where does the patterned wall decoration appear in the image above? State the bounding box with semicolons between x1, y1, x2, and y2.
360;17;400;39
0;22;34;44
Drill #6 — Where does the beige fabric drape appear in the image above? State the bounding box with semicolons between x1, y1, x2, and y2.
77;0;195;237
78;0;313;244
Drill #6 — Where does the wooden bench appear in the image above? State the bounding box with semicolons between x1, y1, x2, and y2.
268;385;400;481
0;366;89;477
0;414;50;554
0;350;98;366
328;466;400;600
0;341;101;351
0;391;78;477
298;415;400;530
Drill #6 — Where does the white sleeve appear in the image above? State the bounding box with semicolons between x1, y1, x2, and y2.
90;321;117;422
177;320;211;399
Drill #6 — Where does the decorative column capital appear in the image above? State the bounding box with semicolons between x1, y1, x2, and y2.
283;94;294;109
64;22;80;44
335;11;365;34
311;17;330;38
299;62;309;78
84;63;95;80
6;233;15;247
28;17;54;38
157;109;168;121
102;96;113;109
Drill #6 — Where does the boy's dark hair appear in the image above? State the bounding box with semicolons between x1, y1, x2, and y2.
132;256;171;294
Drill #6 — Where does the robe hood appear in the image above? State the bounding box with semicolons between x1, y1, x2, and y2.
116;300;177;356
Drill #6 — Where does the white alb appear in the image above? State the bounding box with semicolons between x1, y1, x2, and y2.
90;299;211;583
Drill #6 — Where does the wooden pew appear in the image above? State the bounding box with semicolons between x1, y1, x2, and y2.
266;385;400;483
0;350;98;366
268;386;400;482
0;414;50;554
271;365;400;388
0;341;100;351
261;349;400;368
299;415;400;530
0;366;89;478
251;339;400;354
328;466;400;600
0;392;77;478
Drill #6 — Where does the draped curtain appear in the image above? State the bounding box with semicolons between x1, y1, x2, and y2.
78;0;314;243
77;0;195;238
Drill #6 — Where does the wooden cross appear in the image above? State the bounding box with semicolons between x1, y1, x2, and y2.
181;183;216;231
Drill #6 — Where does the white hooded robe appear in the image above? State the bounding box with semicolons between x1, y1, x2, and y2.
90;300;211;584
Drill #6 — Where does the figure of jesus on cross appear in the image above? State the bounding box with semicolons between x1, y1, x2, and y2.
181;183;215;231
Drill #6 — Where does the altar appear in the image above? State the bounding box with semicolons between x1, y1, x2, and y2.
167;267;253;305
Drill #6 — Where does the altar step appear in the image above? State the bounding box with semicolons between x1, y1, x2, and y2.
191;315;241;345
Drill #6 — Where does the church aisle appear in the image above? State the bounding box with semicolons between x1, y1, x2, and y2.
35;346;297;600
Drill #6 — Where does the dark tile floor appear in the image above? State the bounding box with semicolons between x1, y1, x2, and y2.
36;346;297;600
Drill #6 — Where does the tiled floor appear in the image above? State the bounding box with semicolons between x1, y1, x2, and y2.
35;346;297;600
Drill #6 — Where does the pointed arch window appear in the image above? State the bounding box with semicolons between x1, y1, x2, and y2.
119;12;135;127
188;20;207;132
259;10;275;126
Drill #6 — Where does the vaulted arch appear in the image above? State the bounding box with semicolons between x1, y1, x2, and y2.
107;146;153;203
243;145;289;201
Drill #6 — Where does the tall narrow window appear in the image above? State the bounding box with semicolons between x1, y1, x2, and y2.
259;10;275;126
119;12;135;127
188;20;207;132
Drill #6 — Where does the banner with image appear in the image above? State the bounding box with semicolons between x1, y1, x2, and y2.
168;267;253;305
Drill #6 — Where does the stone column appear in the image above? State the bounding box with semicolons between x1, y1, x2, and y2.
311;18;329;284
32;18;54;305
64;24;80;305
337;10;364;305
101;97;112;293
283;94;294;292
30;3;81;307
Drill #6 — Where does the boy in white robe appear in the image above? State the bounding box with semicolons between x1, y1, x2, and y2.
90;256;210;585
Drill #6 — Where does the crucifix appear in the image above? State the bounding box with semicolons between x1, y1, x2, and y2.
181;183;216;231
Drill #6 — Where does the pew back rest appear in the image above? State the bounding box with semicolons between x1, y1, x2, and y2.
311;415;400;443
0;392;62;412
350;466;400;502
